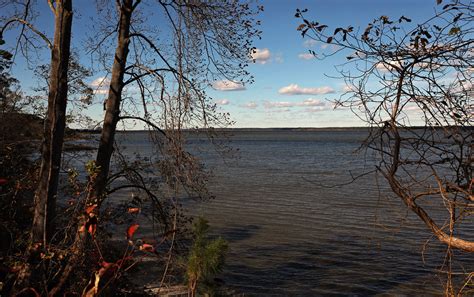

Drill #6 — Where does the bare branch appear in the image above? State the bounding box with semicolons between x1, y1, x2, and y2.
1;17;52;49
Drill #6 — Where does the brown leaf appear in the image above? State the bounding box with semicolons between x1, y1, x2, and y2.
139;243;155;252
127;207;140;214
16;288;40;297
86;204;97;215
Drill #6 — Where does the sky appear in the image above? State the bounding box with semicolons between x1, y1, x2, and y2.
4;0;445;128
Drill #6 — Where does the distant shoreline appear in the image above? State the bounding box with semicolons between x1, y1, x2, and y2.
72;126;472;134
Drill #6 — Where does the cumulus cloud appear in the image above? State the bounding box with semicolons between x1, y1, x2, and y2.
215;99;230;105
301;98;325;106
375;60;404;73
251;48;271;64
278;84;335;95
212;80;246;91
241;102;258;109
90;76;110;95
298;53;315;60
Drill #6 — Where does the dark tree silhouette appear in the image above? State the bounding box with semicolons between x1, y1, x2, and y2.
296;1;472;293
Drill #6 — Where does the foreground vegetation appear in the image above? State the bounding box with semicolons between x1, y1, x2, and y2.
1;0;260;295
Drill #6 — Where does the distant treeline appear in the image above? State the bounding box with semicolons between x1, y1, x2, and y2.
71;126;473;134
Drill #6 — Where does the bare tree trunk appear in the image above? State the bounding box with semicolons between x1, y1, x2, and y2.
88;0;132;204
49;2;133;294
14;0;73;292
32;0;73;248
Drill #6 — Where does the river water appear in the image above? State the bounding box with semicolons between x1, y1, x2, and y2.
107;129;472;296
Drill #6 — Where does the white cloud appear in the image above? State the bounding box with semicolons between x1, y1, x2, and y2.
266;108;291;113
94;89;108;95
404;105;422;112
274;53;284;64
298;53;315;60
303;39;318;48
278;84;335;95
90;76;110;95
215;99;230;105
264;101;294;109
251;48;271;64
375;60;404;72
305;106;326;112
212;80;246;91
300;98;325;106
264;98;326;109
342;84;357;92
241;102;258;109
90;76;109;87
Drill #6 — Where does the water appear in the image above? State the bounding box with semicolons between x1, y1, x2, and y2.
110;129;472;296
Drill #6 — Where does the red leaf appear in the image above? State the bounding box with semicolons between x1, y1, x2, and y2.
116;256;133;266
88;223;97;237
100;260;114;268
84;216;98;237
127;224;139;240
98;261;117;277
0;178;7;185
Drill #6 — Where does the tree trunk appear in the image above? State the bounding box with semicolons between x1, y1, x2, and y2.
49;2;133;294
32;0;73;248
14;0;73;292
89;0;132;204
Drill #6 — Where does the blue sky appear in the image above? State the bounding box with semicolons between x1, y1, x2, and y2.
4;0;443;128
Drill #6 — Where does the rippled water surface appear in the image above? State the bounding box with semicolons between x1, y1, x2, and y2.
112;129;472;296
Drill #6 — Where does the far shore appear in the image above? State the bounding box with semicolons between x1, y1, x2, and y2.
71;125;472;134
